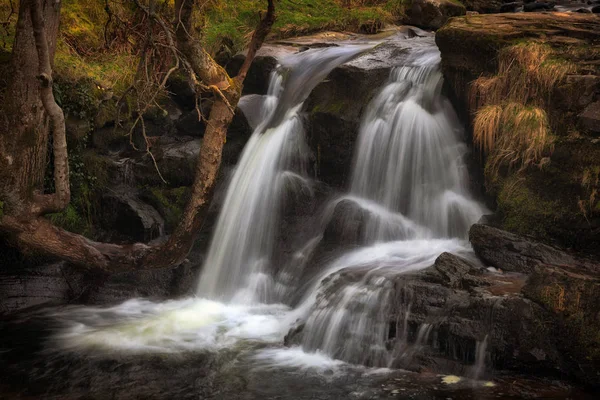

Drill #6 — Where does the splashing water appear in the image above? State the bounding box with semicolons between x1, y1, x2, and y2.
349;63;483;240
49;39;486;374
197;45;372;304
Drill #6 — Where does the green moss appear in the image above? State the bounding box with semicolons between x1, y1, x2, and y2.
48;204;90;236
496;175;561;240
204;0;393;52
143;186;191;232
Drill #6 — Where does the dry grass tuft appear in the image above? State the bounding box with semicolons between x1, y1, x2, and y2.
473;104;502;155
469;76;502;111
474;102;554;180
468;41;575;179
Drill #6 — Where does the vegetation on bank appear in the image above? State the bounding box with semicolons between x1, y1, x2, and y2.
0;0;409;237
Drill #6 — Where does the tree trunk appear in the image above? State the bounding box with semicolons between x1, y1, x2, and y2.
0;0;276;273
0;0;61;217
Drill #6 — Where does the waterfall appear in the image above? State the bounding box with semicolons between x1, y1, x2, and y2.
196;45;371;303
293;48;485;366
48;40;487;375
349;63;482;240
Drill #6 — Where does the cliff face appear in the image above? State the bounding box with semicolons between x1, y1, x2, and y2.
436;13;600;253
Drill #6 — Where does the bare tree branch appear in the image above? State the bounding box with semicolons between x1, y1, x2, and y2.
235;0;276;84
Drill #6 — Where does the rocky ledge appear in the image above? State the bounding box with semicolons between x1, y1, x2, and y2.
436;13;600;253
286;223;600;388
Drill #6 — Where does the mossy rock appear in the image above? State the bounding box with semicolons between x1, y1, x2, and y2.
140;186;191;233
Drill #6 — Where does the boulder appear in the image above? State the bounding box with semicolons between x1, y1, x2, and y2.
523;1;555;11
460;0;504;13
305;36;417;187
436;13;600;253
405;0;467;30
226;44;296;95
0;262;86;315
470;223;600;387
100;186;164;242
286;250;565;379
579;101;600;135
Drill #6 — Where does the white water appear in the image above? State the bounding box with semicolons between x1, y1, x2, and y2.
50;39;487;374
197;45;372;304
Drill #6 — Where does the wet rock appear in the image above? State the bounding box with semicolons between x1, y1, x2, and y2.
470;223;600;387
405;0;466;31
523;1;555;11
468;224;594;274
322;199;368;247
579;101;600;135
101;186;164;242
226;44;296;95
84;260;197;304
0;262;86;314
305;37;415;187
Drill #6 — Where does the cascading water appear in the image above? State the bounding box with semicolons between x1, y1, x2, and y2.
291;45;486;367
48;37;486;376
197;45;371;303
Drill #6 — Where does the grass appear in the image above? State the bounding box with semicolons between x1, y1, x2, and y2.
475;102;553;179
473;104;502;155
204;0;396;53
470;41;575;181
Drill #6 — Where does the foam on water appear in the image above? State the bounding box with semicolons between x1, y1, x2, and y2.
51;298;290;353
48;38;487;375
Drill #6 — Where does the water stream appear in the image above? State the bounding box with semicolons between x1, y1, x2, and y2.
46;38;486;376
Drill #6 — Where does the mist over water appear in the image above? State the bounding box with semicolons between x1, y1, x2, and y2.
49;38;485;373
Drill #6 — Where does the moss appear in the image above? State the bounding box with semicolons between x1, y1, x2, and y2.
143;186;191;232
496;175;561;240
311;98;352;116
526;271;600;363
48;204;90;236
204;0;393;52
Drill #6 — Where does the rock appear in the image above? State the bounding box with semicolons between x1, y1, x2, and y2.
0;262;86;315
500;1;524;12
176;108;208;137
460;0;503;13
579;101;600;135
405;0;467;31
287;251;564;379
576;7;592;12
469;224;599;274
166;73;196;110
469;223;600;387
131;108;251;187
593;5;600;12
436;13;600;253
305;37;415;187
226;44;296;95
84;260;197;304
100;186;164;242
322;199;369;247
523;1;555;11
